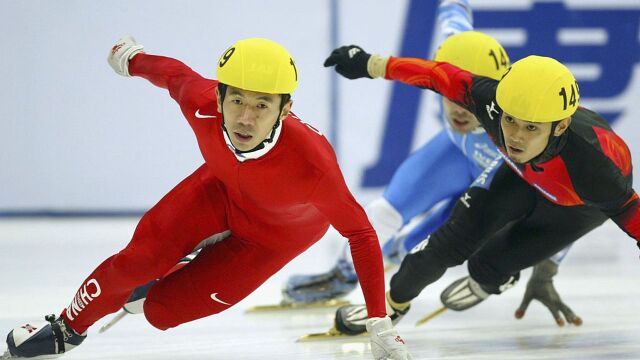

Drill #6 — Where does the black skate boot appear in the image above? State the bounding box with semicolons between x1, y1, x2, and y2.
3;314;85;359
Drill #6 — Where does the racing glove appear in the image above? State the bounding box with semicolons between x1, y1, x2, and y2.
515;259;582;326
108;35;144;77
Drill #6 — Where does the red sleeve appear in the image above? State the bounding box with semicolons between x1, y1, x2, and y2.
609;192;640;241
128;53;214;109
385;56;475;107
310;169;386;318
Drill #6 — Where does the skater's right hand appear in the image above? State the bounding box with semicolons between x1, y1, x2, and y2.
108;35;144;77
366;317;412;360
514;259;582;326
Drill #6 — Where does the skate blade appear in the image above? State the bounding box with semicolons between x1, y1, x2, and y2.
1;351;61;359
415;306;448;326
245;299;350;313
297;326;368;342
99;309;129;333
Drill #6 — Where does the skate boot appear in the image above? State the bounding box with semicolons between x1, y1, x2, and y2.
3;315;85;359
441;274;519;311
334;291;410;335
283;258;358;304
441;276;491;311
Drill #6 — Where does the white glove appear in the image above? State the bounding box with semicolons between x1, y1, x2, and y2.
366;317;412;360
108;35;145;77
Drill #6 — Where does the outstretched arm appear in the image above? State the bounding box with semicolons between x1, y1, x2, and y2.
436;0;474;41
107;35;213;107
323;46;476;110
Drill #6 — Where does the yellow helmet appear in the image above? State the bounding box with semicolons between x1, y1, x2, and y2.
216;38;298;94
496;55;579;122
434;31;510;81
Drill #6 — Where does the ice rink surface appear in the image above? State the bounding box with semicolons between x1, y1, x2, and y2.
1;218;639;359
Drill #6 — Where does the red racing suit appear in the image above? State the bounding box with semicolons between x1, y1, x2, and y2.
62;53;385;333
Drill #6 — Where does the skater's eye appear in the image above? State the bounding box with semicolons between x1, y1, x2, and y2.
526;124;537;131
503;116;514;124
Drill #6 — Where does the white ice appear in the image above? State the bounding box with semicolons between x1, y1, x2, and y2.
1;218;639;359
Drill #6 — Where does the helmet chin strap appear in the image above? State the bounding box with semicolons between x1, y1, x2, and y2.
218;83;289;155
528;120;568;171
498;119;568;171
221;117;282;155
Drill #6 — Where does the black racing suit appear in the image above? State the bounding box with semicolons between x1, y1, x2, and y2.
381;57;640;302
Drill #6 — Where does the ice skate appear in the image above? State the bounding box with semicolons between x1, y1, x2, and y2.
3;315;85;359
415;275;496;327
248;259;357;312
298;292;410;341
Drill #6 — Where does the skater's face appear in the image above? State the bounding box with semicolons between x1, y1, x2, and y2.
500;113;571;163
442;98;481;133
217;86;292;152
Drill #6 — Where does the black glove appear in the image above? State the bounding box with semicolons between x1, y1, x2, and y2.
514;259;582;326
323;45;372;79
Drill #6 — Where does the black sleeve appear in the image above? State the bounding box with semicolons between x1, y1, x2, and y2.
468;76;503;146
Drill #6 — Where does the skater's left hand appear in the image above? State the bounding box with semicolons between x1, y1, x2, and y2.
514;259;582;326
366;317;412;360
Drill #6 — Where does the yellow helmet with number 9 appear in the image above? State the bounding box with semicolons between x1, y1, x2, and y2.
216;38;298;94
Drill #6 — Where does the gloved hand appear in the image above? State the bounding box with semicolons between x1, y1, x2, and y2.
108;35;145;77
366;317;412;360
324;45;373;79
514;259;582;326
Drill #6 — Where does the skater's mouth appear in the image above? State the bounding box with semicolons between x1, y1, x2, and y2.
507;144;524;154
452;118;469;127
234;131;253;143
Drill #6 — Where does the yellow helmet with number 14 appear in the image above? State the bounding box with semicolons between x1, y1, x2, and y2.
435;31;510;81
496;55;579;122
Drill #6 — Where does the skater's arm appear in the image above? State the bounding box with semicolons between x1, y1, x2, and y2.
575;140;640;241
606;192;640;241
310;170;386;318
108;35;214;109
324;46;489;118
436;0;474;42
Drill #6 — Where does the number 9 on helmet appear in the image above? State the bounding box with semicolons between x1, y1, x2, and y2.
216;38;298;95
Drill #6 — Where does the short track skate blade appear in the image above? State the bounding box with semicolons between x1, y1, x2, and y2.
415;306;448;326
297;326;368;342
99;310;128;333
245;299;350;313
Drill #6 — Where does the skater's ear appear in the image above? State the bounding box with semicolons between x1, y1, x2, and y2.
553;117;571;137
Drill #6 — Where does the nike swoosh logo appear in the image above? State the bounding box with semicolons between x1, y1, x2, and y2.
195;109;216;119
210;293;231;305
